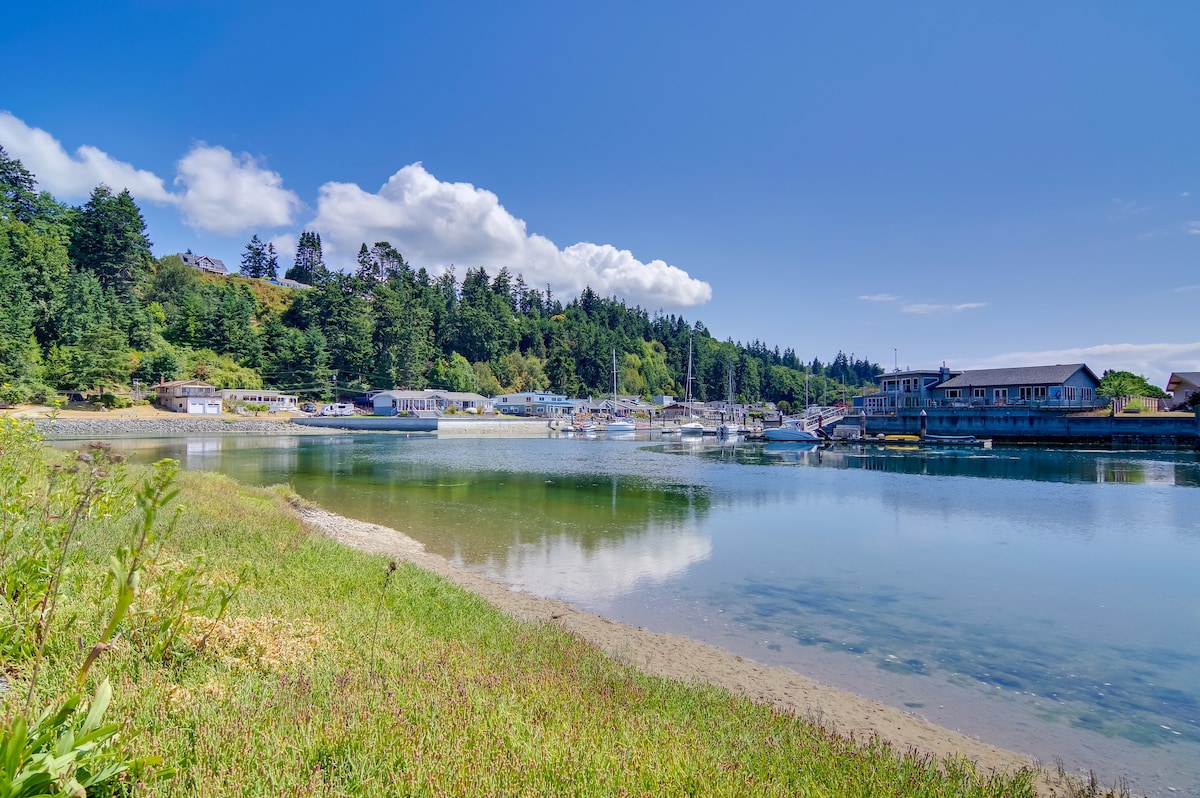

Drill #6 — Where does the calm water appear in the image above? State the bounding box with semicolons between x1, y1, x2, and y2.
66;433;1200;795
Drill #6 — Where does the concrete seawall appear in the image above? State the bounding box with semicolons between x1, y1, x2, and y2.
292;416;438;432
841;408;1200;447
292;415;555;436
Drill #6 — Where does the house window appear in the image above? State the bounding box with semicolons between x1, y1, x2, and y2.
945;389;961;399
1064;386;1078;401
1018;387;1033;401
973;388;986;399
994;388;1008;404
1081;388;1093;401
1033;386;1047;400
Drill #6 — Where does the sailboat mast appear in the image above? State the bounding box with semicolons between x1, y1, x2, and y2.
685;335;693;404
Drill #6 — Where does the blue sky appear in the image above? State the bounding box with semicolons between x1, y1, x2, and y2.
3;2;1198;385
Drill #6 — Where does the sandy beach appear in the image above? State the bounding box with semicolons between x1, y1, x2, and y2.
13;405;1082;795
296;503;1075;797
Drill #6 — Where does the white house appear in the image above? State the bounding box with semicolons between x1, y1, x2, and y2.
1166;372;1200;408
219;389;299;413
372;390;493;416
155;379;223;414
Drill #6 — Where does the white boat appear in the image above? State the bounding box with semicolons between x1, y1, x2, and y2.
679;418;705;435
762;419;821;442
605;418;636;433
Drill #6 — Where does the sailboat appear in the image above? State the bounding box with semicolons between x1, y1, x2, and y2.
606;349;637;433
717;358;737;440
679;336;705;435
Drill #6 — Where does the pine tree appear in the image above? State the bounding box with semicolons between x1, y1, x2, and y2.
0;145;38;224
69;186;155;299
240;234;268;278
285;231;329;286
265;242;279;279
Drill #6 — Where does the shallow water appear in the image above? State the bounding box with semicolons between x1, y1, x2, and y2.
69;433;1200;795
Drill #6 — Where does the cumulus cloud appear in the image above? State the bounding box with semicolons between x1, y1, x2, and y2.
0;111;173;203
901;302;987;315
965;341;1200;388
858;293;900;302
310;163;712;309
0;113;298;235
174;145;300;235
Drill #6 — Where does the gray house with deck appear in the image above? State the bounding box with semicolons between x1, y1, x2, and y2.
931;364;1102;408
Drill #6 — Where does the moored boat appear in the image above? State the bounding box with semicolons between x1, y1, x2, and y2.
762;420;820;442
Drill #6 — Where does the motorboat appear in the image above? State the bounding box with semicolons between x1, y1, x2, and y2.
762;419;820;442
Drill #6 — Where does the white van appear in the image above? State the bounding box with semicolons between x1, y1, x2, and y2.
320;403;355;417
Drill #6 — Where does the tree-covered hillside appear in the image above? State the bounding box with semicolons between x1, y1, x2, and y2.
0;146;881;408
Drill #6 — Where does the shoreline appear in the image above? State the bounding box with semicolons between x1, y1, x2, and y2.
294;502;1065;797
11;410;1139;794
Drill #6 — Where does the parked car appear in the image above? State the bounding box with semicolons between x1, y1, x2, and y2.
300;402;317;413
320;403;355;417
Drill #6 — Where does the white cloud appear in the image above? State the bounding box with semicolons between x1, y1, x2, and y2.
965;341;1200;388
0;111;173;203
858;293;900;302
267;232;296;260
1187;221;1200;235
1170;284;1200;294
901;302;987;315
174;145;300;235
309;163;711;308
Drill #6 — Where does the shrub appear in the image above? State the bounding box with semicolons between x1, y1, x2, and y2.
97;393;133;409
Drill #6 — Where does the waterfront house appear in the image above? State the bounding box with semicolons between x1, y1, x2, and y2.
492;391;580;418
1166;372;1200;408
178;252;228;276
372;390;494;416
219;389;299;413
659;401;710;421
155;379;223;414
865;367;959;412
931;364;1102;408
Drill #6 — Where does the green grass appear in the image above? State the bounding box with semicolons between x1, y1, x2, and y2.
3;428;1042;796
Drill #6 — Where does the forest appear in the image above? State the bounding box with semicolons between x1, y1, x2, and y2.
0;145;882;411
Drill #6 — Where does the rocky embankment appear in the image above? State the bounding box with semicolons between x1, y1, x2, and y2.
32;417;335;438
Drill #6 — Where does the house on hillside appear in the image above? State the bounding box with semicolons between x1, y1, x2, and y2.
931;364;1102;408
178;252;227;275
1166;372;1200;408
264;276;312;290
155;379;222;414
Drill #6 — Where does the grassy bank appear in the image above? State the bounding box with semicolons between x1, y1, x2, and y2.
2;420;1043;796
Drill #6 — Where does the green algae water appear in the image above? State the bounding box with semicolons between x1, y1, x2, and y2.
70;433;1200;796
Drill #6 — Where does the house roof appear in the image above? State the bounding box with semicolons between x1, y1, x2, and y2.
155;379;215;389
937;364;1098;389
374;390;490;403
1166;372;1200;392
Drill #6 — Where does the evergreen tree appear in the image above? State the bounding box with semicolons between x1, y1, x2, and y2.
69;185;154;298
285;231;329;286
265;242;279;279
0;145;38;224
240;234;268;278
